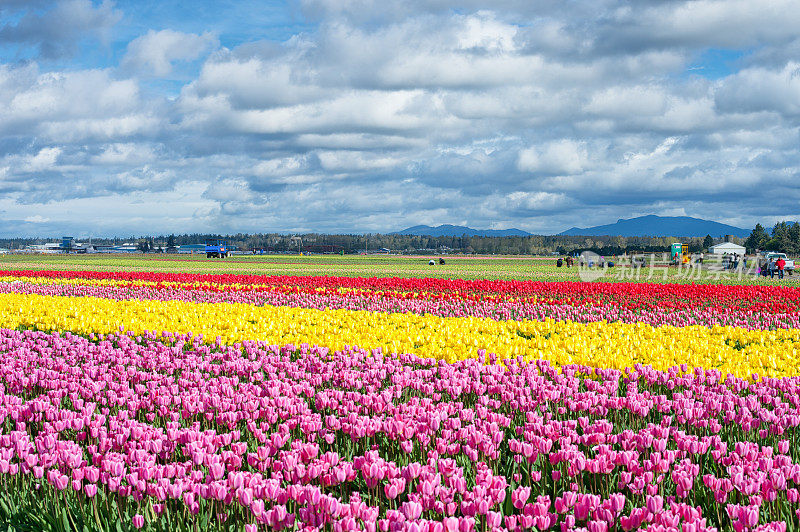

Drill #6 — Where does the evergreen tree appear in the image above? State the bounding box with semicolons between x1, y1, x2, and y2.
763;222;791;251
774;222;792;252
702;234;713;251
789;223;800;253
745;224;769;252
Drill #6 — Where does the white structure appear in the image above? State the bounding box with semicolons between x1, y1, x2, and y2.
113;244;140;253
709;242;746;255
26;243;62;253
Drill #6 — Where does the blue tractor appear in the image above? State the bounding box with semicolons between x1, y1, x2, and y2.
205;240;228;258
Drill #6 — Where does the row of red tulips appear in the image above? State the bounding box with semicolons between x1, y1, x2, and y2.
2;278;798;330
4;269;800;314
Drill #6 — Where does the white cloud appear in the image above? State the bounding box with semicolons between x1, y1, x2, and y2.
192;56;322;109
0;0;122;58
626;0;800;49
202;178;256;203
518;140;589;175
586;85;669;118
24;215;50;223
715;62;800;116
7;70;137;119
40;115;161;142
0;66;159;142
122;30;219;77
109;166;177;193
317;150;401;171
91;143;157;165
218;89;457;135
456;11;519;53
23;147;62;172
3;1;800;235
295;133;424;150
252;156;309;177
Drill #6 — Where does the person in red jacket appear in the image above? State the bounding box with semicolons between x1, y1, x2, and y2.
777;257;786;279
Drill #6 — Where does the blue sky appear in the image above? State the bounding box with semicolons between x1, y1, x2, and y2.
1;0;799;237
685;49;748;79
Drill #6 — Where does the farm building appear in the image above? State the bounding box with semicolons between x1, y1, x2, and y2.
709;242;746;255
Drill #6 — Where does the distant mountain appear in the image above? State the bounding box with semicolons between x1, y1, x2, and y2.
558;215;750;238
392;224;533;237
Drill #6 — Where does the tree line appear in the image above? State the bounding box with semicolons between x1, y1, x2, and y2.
0;232;738;255
1;222;796;255
745;222;800;253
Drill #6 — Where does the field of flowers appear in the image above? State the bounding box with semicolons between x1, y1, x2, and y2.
1;266;800;531
3;253;797;285
0;254;573;281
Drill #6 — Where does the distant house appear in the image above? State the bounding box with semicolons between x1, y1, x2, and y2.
709;242;746;255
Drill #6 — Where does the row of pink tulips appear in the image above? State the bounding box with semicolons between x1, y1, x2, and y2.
0;328;798;530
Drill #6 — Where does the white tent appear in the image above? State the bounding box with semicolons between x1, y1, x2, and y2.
709;242;746;255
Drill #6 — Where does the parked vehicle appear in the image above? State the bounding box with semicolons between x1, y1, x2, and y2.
758;252;794;275
205;240;228;258
670;242;690;265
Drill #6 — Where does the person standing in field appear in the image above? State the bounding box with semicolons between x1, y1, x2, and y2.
777;256;786;279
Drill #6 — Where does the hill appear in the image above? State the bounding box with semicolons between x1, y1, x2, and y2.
391;224;532;237
558;215;750;238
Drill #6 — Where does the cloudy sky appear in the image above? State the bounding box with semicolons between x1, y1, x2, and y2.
1;0;799;237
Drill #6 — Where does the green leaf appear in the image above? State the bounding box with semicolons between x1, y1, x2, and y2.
61;507;71;532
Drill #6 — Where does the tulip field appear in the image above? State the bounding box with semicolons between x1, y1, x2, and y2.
2;263;800;530
0;254;571;281
3;253;798;284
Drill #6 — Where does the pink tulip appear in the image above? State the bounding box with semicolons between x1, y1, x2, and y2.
512;486;530;510
251;499;265;518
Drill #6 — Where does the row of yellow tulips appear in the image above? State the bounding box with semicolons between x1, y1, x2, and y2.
3;292;799;379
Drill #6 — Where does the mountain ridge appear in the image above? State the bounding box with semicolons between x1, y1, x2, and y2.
392;216;751;238
558;215;750;238
390;224;533;237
